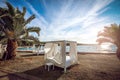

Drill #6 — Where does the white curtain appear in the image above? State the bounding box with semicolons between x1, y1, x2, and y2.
69;42;78;64
44;43;62;64
53;43;62;64
44;43;54;59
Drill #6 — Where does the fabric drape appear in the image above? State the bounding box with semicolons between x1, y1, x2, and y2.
44;43;62;64
69;42;78;64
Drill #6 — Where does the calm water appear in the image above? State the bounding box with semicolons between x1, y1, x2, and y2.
77;45;117;53
17;44;117;53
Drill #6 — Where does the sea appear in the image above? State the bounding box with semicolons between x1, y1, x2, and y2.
18;44;117;53
76;44;117;53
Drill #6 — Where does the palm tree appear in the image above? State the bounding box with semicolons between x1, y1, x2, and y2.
97;23;120;59
0;2;40;60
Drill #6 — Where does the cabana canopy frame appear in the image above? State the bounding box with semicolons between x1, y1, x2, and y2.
44;40;78;73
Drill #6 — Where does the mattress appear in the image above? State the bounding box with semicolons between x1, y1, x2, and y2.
65;56;71;67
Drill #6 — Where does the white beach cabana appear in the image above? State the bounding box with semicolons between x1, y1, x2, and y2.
32;44;45;55
44;40;78;72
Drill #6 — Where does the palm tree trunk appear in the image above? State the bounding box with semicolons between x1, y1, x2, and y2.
2;39;18;60
117;48;120;59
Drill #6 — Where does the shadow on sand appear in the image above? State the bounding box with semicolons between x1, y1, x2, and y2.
24;64;79;80
20;54;43;57
0;65;77;80
0;72;26;80
24;65;64;80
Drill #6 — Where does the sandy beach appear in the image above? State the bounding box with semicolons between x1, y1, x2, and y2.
0;52;120;80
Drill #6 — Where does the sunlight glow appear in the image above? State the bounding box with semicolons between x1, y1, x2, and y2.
100;44;110;50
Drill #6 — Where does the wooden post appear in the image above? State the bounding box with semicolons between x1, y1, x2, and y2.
62;41;66;73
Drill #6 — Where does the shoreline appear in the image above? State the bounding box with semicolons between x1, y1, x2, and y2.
17;50;116;54
78;52;116;55
17;51;116;57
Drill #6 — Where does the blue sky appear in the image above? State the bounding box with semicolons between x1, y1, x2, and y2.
0;0;120;44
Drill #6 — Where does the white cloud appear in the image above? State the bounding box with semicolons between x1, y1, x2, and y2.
25;2;48;25
39;0;114;44
20;0;115;44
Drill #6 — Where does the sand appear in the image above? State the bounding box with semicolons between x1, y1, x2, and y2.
0;52;120;80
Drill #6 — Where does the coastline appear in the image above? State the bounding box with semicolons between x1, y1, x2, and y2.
78;52;116;55
17;50;116;54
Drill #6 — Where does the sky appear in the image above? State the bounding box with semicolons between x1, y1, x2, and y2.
0;0;120;44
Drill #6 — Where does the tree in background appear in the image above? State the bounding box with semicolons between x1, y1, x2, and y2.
97;23;120;59
0;2;40;60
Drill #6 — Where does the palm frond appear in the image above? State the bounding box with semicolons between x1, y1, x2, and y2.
16;7;22;14
96;38;113;44
0;14;9;18
21;35;40;43
6;2;15;16
22;7;26;16
0;38;7;44
97;23;120;46
0;36;6;41
24;15;35;26
0;2;40;45
27;27;40;36
0;32;7;43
